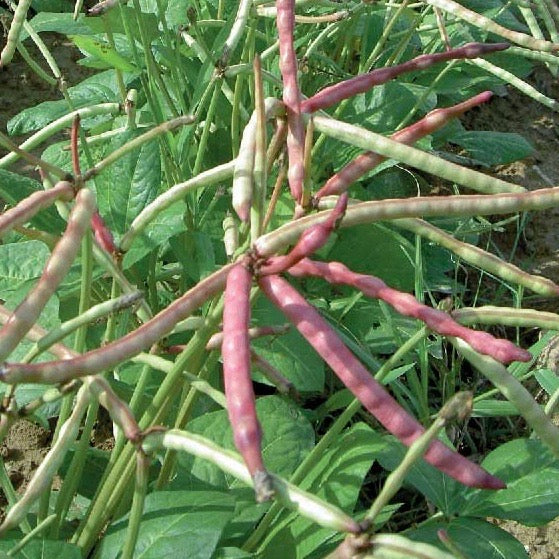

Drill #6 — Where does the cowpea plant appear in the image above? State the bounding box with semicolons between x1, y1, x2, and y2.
1;1;559;558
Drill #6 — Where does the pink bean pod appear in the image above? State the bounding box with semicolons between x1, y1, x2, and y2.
223;263;274;502
288;259;531;365
315;91;493;200
0;180;74;239
91;211;117;254
260;193;348;275
259;274;505;490
301;43;508;114
277;0;306;203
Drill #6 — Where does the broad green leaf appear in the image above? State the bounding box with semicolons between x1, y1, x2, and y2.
0;241;50;296
70;36;137;72
407;517;529;559
122;202;188;269
170;231;216;283
328;224;415;291
0;170;66;233
213;548;253;559
8;70;131;135
449;131;535;167
26;12;95;36
95;128;161;237
252;297;324;392
464;467;559;526
472;400;519;417
98;491;235;559
0;539;81;559
176;396;314;489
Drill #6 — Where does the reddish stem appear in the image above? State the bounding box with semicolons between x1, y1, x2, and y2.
301;43;508;114
223;263;274;502
259;274;505;489
91;211;117;255
288;259;531;365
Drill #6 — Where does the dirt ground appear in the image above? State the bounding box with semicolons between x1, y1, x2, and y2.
1;35;559;557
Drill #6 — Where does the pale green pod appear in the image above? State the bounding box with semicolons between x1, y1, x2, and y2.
220;0;252;65
142;429;361;533
0;188;96;362
363;534;456;559
451;337;559;458
121;161;235;252
393;217;559;297
223;213;239;259
0;388;88;536
310;115;526;195
0;0;33;68
424;0;559;52
470;58;559;112
452;306;559;330
0;103;121;169
256;187;559;257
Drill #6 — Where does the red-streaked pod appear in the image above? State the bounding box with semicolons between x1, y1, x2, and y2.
91;211;117;254
0;188;96;363
0;181;74;238
288;259;530;365
315;92;493;199
260;193;348;275
259;274;505;489
223;264;274;502
0;263;234;384
301;42;508;114
277;0;305;203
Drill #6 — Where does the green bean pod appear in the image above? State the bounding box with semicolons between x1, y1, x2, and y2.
0;0;33;68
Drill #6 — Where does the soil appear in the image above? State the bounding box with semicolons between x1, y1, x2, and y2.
2;32;559;557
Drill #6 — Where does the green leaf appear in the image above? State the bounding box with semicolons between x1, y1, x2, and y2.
535;368;559;396
472;399;519;417
70;36;137;72
462;438;559;525
122;202;188;270
251;297;324;392
175;396;314;489
449;131;535;166
0;241;50;296
98;491;235;559
407;517;529;559
0;170;66;233
0;539;81;559
7;70;130;135
95;128;161;237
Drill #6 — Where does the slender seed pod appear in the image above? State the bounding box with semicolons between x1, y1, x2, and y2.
301;43;508;114
141;429;361;533
0;263;234;384
315;92;493;200
311;114;526;195
288;259;530;364
393;217;559;297
277;0;306;203
223;213;239;260
259;274;505;489
223;263;274;502
424;0;559;52
220;0;252;66
452;306;559;330
260;193;348;275
0;388;89;536
255;186;559;257
91;211;117;254
0;188;96;362
452;338;559;458
0;181;74;239
0;0;33;68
